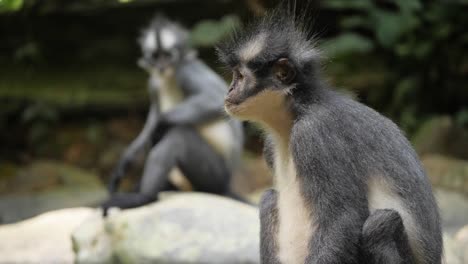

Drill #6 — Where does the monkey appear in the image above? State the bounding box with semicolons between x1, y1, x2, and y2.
101;15;244;216
216;3;442;264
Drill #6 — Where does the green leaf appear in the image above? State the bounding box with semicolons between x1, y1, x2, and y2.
190;15;240;47
320;33;374;57
372;11;419;47
340;16;371;29
456;109;468;127
395;0;422;13
393;77;417;107
0;0;23;12
323;0;373;10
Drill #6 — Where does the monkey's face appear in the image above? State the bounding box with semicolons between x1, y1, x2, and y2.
138;18;189;75
223;57;296;122
138;30;180;75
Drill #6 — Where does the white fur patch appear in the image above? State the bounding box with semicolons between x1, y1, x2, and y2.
273;138;314;264
225;89;291;136
367;177;422;262
144;30;157;51
239;34;267;61
154;71;183;112
168;167;193;191
160;28;177;50
226;85;314;262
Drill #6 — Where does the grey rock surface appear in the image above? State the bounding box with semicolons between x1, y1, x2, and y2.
73;192;260;264
435;188;468;234
0;207;95;263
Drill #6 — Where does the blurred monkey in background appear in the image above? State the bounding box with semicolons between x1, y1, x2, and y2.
102;15;244;216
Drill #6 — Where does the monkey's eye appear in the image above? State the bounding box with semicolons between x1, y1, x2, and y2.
233;69;243;80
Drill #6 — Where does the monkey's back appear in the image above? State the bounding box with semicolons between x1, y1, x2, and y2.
293;89;442;263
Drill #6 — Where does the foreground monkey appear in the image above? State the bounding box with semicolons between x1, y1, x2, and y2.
101;15;244;216
217;4;442;264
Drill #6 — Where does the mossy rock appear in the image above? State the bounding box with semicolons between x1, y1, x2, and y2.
422;155;468;194
0;160;106;223
412;116;468;159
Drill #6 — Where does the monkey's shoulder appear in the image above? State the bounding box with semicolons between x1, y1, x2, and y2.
290;94;412;164
295;94;401;139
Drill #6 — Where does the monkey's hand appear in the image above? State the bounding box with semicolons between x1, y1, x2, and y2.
108;161;129;194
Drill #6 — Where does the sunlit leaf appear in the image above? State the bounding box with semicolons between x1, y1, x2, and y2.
0;0;23;12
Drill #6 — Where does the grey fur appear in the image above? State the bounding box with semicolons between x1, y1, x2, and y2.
102;16;244;216
217;2;442;264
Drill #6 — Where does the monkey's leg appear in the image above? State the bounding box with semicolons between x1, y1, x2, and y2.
102;127;186;216
259;189;280;264
108;105;159;193
167;126;231;195
361;209;415;264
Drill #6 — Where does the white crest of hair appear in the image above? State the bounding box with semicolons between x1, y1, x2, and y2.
291;35;320;63
239;33;267;61
143;30;157;51
160;27;178;50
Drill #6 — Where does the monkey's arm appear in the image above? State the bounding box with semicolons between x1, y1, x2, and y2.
292;119;368;264
263;137;275;170
161;60;227;125
259;189;281;264
108;104;160;193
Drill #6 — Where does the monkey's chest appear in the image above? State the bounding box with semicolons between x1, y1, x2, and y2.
275;153;314;264
158;80;184;112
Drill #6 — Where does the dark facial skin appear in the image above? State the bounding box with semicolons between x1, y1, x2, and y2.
225;58;296;106
138;49;179;73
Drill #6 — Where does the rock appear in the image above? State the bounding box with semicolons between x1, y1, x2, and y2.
0;207;95;263
72;192;260;264
423;155;468;194
435;188;468;234
443;233;464;264
412;116;468;159
455;225;468;263
0;160;106;223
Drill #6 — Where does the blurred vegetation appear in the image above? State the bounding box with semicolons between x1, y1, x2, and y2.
0;0;467;169
321;0;468;135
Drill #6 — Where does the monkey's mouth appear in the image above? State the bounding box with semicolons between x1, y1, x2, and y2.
225;86;241;106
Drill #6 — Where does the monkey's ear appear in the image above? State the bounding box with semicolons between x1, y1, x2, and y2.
273;58;296;84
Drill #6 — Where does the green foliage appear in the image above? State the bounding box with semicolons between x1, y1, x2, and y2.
456;109;468;128
322;0;468;135
190;15;240;48
0;0;23;12
321;33;374;57
21;102;58;147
